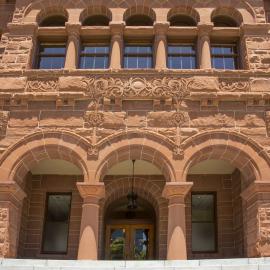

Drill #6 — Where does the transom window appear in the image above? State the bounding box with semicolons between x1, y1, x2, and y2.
40;15;67;27
42;193;72;254
167;45;196;69
37;44;66;69
192;193;217;253
79;45;109;69
82;15;110;26
124;45;153;69
211;44;238;70
212;15;238;27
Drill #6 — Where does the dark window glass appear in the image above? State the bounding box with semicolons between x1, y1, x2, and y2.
168;45;196;69
82;15;110;26
37;44;66;69
126;15;153;26
79;45;109;69
192;193;216;252
169;15;196;26
124;45;153;69
212;15;238;27
211;45;238;70
42;193;72;254
40;16;67;27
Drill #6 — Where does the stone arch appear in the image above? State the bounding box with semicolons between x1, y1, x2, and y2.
99;176;168;259
36;6;69;25
80;6;112;25
95;131;176;183
123;6;156;25
167;6;200;25
211;6;243;26
181;130;270;186
0;130;90;185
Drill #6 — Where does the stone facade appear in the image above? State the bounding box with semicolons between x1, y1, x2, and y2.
0;0;269;262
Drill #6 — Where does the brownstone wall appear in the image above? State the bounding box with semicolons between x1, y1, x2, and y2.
18;174;83;259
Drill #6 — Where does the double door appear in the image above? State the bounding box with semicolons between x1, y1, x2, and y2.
106;224;154;260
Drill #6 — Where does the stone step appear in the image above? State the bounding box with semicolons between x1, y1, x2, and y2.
0;258;270;270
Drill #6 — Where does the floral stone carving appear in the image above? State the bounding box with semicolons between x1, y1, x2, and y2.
84;111;104;127
219;79;250;92
169;112;189;127
0;208;9;257
26;79;59;92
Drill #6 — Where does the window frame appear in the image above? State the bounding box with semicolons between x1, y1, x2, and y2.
36;42;67;69
191;192;218;254
167;43;197;69
210;43;239;70
79;43;110;69
41;192;72;255
123;43;153;69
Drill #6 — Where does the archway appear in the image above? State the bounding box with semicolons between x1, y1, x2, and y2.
98;160;168;260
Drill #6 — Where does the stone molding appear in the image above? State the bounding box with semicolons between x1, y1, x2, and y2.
0;181;26;201
241;181;270;201
162;182;193;200
77;183;105;201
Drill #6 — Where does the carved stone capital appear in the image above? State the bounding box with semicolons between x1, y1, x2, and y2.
77;183;105;202
154;22;169;35
197;23;213;37
0;181;26;201
162;182;193;203
109;21;125;36
65;23;81;38
241;181;270;201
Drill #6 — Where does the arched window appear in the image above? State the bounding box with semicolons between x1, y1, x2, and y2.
40;15;67;27
169;14;197;26
126;14;154;26
212;15;238;27
82;15;110;26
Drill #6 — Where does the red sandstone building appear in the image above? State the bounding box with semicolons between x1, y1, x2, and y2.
0;0;270;262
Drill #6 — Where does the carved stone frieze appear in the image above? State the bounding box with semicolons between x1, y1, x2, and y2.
0;111;9;137
256;205;270;256
81;77;191;100
219;79;250;92
84;111;104;127
26;79;59;92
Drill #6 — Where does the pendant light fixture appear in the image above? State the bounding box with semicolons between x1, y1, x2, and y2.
127;159;138;210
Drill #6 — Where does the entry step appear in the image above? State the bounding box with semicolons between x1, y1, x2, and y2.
0;258;270;270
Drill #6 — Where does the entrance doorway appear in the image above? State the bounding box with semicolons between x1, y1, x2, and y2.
106;224;154;260
104;196;156;260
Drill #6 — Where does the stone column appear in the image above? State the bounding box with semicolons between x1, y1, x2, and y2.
0;182;26;258
241;181;270;257
77;182;105;260
154;22;169;70
109;22;125;70
64;23;81;69
162;182;193;260
197;24;213;69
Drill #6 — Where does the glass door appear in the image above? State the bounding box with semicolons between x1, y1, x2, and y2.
106;224;153;260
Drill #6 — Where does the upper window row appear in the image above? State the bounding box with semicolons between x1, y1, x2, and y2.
39;14;240;28
37;43;238;70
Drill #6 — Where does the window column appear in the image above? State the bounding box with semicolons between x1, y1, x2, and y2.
65;23;81;69
154;22;169;70
197;24;213;69
109;22;125;70
0;182;26;257
241;181;270;257
162;182;193;260
77;183;105;260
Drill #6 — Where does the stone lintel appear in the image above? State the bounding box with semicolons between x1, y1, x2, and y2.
162;182;193;200
77;182;105;201
241;181;270;201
